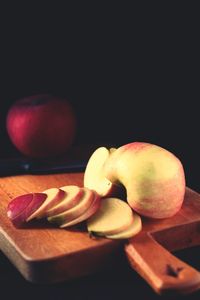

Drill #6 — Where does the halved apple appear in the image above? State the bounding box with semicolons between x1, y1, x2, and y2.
106;212;142;239
84;147;117;197
60;194;101;228
46;185;84;217
87;197;134;236
27;188;66;221
7;193;47;228
47;187;96;225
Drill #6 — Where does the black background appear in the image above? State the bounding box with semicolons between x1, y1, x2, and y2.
1;5;199;191
0;3;200;299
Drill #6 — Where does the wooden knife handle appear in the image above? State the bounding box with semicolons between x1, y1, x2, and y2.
125;233;200;295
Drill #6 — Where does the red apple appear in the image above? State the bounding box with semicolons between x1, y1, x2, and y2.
6;94;77;158
7;193;47;228
7;193;33;220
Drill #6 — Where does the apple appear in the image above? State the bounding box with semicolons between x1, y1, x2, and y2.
103;142;185;219
84;147;118;197
27;188;66;221
46;185;84;217
87;197;134;236
105;212;142;239
47;187;96;225
6;94;77;158
7;193;33;220
7;193;47;227
60;193;101;228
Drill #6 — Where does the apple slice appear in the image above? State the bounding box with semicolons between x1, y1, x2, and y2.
27;188;66;220
7;193;47;228
7;193;33;220
84;147;117;197
47;187;96;225
60;194;101;228
87;197;134;236
106;212;142;239
46;185;84;217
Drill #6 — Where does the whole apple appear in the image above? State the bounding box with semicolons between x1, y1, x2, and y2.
103;142;186;219
6;94;77;158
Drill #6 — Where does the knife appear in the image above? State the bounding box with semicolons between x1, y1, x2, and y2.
0;158;87;176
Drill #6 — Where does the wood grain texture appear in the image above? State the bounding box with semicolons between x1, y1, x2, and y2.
0;173;121;283
125;188;200;295
1;173;200;295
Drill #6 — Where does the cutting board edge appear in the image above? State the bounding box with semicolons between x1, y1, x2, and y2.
0;228;122;283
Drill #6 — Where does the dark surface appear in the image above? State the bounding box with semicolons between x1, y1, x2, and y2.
1;246;200;300
1;49;199;193
0;4;200;299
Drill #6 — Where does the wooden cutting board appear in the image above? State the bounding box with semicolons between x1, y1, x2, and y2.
125;186;200;295
1;172;200;295
0;173;122;283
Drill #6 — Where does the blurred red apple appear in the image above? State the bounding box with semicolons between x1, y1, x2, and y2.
6;94;77;158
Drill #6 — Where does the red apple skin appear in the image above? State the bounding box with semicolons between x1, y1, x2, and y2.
27;188;66;220
6;94;77;158
7;193;47;228
26;193;48;219
7;193;33;219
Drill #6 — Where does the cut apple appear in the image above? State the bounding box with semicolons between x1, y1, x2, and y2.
7;193;47;228
60;194;101;228
7;193;33;220
103;142;185;219
27;188;66;220
46;185;84;217
84;147;116;197
106;212;142;239
87;197;134;236
47;187;96;225
25;193;48;220
109;147;117;153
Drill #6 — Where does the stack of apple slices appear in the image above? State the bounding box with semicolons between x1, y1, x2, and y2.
7;186;101;229
87;198;142;239
7;185;142;239
47;186;100;227
7;193;47;228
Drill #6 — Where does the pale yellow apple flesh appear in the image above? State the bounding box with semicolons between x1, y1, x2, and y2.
47;187;96;225
106;212;142;239
46;185;84;217
84;147;116;197
87;197;134;235
60;194;101;228
27;188;66;221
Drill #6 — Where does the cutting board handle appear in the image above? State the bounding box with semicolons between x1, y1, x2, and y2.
125;232;200;295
